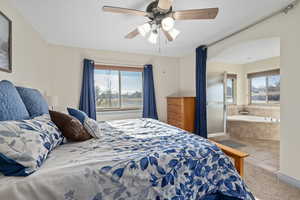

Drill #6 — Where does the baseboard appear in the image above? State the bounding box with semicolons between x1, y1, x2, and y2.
278;172;300;189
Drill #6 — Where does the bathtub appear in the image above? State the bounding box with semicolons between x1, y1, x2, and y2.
226;115;280;140
227;115;280;123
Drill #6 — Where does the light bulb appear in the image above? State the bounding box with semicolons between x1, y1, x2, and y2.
138;23;151;37
148;31;158;44
168;28;180;40
162;17;175;31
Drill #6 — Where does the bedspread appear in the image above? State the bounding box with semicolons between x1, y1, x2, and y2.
0;118;254;200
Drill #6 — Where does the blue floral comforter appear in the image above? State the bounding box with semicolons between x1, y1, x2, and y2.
0;118;254;200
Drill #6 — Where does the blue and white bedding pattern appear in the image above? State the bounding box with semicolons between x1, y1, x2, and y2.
0;114;64;176
0;118;254;200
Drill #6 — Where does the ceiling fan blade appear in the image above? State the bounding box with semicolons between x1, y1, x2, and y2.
103;6;148;17
163;30;173;42
158;0;173;10
173;8;219;20
125;29;139;39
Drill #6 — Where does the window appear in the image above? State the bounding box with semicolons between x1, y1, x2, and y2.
94;65;143;111
226;74;237;104
248;69;280;104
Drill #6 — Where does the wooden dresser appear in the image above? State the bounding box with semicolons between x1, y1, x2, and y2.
167;97;196;132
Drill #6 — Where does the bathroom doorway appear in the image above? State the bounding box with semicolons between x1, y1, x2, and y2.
207;37;281;173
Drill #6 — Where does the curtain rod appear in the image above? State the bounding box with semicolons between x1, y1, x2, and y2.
207;0;299;48
94;61;144;68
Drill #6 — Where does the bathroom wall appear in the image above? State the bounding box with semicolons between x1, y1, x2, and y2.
226;57;280;119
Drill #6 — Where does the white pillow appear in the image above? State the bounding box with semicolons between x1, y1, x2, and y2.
0;114;63;176
84;117;101;138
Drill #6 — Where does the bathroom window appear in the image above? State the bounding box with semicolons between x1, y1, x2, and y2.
248;69;280;104
226;74;237;104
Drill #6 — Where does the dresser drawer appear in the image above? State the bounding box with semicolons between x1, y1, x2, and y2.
167;113;182;122
167;104;183;115
167;96;196;132
167;98;183;106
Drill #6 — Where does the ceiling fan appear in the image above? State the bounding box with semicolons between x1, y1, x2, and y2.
103;0;219;44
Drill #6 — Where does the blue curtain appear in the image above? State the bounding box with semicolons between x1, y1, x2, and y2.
79;59;96;120
195;46;208;138
143;65;158;120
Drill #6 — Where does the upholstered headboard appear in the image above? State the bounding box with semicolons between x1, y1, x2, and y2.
3;80;46;96
0;80;49;121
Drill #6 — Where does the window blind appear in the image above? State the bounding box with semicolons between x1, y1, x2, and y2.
247;69;280;79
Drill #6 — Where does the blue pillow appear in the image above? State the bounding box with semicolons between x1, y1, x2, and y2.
67;108;87;124
0;80;30;121
16;87;49;118
0;114;64;176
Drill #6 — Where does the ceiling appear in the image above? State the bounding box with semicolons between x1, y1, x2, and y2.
209;37;280;64
11;0;292;57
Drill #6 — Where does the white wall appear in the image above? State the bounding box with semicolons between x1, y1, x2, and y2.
179;5;300;181
0;0;50;93
0;0;181;123
47;45;180;122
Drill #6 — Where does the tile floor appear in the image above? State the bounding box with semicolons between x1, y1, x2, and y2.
210;135;300;200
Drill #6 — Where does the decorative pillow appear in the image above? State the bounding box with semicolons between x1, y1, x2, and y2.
84;117;101;138
0;80;30;121
16;86;49;118
67;108;101;138
67;107;87;124
49;111;92;142
0;114;64;176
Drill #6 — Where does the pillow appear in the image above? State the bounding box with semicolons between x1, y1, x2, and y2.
0;80;30;121
0;114;64;176
84;117;101;138
67;107;87;124
16;87;49;118
49;111;92;142
67;108;101;138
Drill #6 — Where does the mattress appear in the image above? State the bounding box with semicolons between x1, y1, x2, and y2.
0;118;254;200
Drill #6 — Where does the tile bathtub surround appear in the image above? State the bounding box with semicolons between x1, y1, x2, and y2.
227;120;280;141
227;105;244;116
227;104;280;119
244;105;280;119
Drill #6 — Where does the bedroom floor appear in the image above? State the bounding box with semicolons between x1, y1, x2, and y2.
211;136;300;200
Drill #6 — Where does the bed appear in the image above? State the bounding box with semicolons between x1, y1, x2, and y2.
0;118;254;200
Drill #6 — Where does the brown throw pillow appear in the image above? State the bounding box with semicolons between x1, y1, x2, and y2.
49;110;92;142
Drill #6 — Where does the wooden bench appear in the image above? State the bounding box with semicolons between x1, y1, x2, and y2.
210;140;249;177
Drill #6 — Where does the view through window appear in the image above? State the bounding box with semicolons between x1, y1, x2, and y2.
249;70;280;104
226;74;237;104
94;66;143;111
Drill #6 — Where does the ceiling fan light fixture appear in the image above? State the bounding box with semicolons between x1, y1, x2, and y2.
138;23;151;37
148;30;158;44
168;28;180;40
161;17;175;31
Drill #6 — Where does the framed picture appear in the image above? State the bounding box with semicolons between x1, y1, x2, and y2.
0;11;12;73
